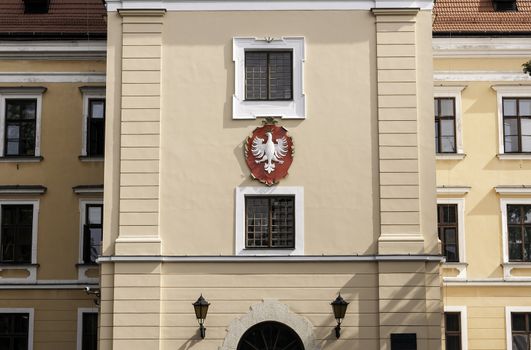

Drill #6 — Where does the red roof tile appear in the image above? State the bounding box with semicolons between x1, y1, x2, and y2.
433;0;531;34
0;0;106;38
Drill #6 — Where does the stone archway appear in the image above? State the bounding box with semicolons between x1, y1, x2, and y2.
220;300;320;350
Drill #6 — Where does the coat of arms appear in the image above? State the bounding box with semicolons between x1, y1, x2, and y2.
244;120;294;186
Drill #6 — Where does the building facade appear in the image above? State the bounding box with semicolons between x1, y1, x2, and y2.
0;0;106;349
433;0;531;349
101;1;442;349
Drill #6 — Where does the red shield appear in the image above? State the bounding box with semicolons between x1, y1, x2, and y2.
245;124;294;186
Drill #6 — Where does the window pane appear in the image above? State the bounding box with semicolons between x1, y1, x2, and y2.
246;197;270;247
245;52;268;100
525;207;531;223
14;337;28;350
88;206;102;225
440;119;455;137
269;52;292;100
513;335;528;350
440;99;454;116
509;206;522;224
21;101;36;120
522;118;531;135
445;313;460;332
7;125;19;139
440;136;456;153
522;136;531;152
90;100;105;119
445;244;458;262
512;313;527;331
82;313;98;350
520;99;531;116
504;118;518;136
505;135;519;152
504;99;517;116
435;121;439;153
13;315;28;333
444;228;457;244
6;141;19;156
446;336;461;350
509;226;523;260
434;99;439;116
89;228;102;262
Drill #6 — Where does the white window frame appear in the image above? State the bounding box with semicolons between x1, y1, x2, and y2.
492;85;531;158
500;198;531;280
0;93;43;157
232;37;305;119
80;88;105;158
0;308;35;350
235;186;304;255
437;198;467;281
506;306;531;350
434;85;466;158
0;200;39;265
77;308;98;350
444;306;468;350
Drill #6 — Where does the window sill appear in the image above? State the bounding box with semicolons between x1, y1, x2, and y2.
436;153;466;160
79;155;104;162
0;156;43;163
77;264;99;283
497;153;531;160
238;248;299;256
0;264;38;284
442;262;467;281
503;262;531;280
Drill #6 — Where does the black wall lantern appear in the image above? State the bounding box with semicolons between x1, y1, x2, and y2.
193;294;210;339
331;293;349;339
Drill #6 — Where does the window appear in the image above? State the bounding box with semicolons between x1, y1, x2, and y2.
0;311;32;350
445;312;462;350
507;204;531;261
503;98;531;153
4;99;37;157
233;37;305;119
86;99;105;157
493;0;517;11
235;187;304;255
82;203;102;264
80;87;105;159
1;205;33;264
0;89;43;159
511;313;531;350
437;204;459;262
434;97;456;153
246;196;294;249
77;309;97;350
245;51;292;101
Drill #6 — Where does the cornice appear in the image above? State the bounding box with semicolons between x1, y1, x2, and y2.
433;37;531;58
0;40;106;60
106;0;433;12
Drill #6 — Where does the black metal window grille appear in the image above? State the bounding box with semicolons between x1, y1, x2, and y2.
434;97;457;153
82;312;98;350
507;204;531;261
245;196;295;249
0;313;29;350
83;204;103;264
437;204;459;262
237;321;304;350
503;98;531;153
87;99;105;157
245;51;293;101
4;99;37;157
445;312;462;350
512;313;531;350
0;205;33;264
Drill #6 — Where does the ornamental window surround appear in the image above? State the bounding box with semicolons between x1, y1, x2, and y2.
0;309;34;350
0;88;44;159
233;37;305;119
235;187;303;256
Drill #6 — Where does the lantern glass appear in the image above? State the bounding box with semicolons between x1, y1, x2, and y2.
193;295;210;321
331;294;349;321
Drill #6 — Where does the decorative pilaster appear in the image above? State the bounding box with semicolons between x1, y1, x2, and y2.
115;9;165;255
373;8;424;254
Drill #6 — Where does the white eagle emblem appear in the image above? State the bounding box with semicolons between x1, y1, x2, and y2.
251;131;289;174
